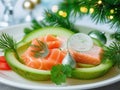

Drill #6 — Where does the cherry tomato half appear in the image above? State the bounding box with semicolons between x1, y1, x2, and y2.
0;56;11;70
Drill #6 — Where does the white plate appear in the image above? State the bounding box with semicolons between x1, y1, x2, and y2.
0;24;120;90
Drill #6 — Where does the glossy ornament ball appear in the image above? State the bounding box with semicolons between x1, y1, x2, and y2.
23;0;35;10
30;0;41;5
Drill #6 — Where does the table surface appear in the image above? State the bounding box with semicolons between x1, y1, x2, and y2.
0;0;120;90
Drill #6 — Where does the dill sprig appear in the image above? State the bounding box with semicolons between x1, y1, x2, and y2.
31;39;49;58
0;33;21;62
0;33;17;51
104;41;120;68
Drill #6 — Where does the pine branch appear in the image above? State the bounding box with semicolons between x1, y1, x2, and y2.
58;0;120;31
24;10;78;35
24;0;120;41
44;10;77;32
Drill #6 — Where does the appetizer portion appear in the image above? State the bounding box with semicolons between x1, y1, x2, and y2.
21;34;66;70
0;27;115;85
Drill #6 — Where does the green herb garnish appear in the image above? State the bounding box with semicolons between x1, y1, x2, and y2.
0;33;16;51
51;64;72;85
31;39;49;58
104;41;120;68
0;33;21;62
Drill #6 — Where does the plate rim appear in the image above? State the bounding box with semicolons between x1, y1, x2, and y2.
0;74;120;90
0;24;120;90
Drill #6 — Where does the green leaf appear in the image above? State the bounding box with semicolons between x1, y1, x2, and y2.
51;64;72;85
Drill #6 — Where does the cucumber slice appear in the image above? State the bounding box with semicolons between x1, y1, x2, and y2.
72;60;113;79
77;63;95;68
22;27;74;43
68;33;93;52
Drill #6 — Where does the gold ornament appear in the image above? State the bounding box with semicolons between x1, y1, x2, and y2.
30;0;41;5
62;12;67;17
89;8;94;14
110;9;114;14
109;15;114;19
108;15;114;20
58;10;67;17
23;0;35;10
59;10;64;16
98;0;102;4
80;7;88;13
52;5;58;13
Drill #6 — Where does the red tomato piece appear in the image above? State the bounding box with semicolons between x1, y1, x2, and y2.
0;56;6;62
0;56;11;70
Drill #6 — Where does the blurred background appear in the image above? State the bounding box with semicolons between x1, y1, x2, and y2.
0;0;62;27
0;0;114;32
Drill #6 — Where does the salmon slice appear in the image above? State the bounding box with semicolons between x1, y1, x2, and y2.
22;49;66;70
46;49;66;64
44;34;58;41
21;34;66;70
32;34;62;49
26;34;62;56
47;41;61;49
43;34;62;49
70;46;103;65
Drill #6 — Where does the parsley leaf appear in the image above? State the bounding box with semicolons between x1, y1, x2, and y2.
51;64;72;85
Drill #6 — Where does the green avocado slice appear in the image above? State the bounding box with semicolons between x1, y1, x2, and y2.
72;60;113;79
5;50;51;81
5;27;113;81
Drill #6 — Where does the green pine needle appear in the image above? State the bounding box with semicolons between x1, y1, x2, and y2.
104;41;120;68
58;0;120;32
44;10;77;32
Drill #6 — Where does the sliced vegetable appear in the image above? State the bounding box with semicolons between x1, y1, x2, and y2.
0;56;6;62
0;56;11;70
72;59;113;79
68;33;93;52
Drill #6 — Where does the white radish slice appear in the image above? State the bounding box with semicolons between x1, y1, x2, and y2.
68;33;93;52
